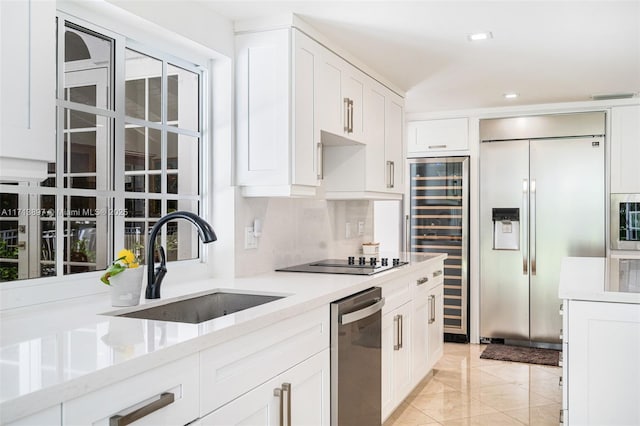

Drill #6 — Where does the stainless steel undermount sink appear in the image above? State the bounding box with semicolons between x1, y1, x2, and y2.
111;291;285;324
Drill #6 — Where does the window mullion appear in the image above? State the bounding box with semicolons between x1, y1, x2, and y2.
112;31;126;255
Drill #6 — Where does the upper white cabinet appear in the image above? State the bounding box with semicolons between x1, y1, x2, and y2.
236;22;405;199
323;79;405;199
236;28;321;197
407;118;469;156
317;50;365;143
610;105;640;193
0;0;56;182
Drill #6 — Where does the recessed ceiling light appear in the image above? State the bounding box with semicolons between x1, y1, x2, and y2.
503;93;519;99
468;31;493;41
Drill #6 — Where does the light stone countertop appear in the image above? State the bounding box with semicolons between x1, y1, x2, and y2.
559;257;640;304
0;252;445;423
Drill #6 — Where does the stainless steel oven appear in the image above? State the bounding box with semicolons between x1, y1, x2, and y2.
611;193;640;250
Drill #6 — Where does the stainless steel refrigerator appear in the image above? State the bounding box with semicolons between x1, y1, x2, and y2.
408;157;469;339
480;113;606;345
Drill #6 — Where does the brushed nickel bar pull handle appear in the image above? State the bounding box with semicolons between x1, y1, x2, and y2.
274;386;284;426
522;179;528;275
343;98;349;133
109;392;174;426
433;269;443;278
531;179;537;276
399;314;404;349
349;99;354;133
386;161;393;188
416;276;429;286
393;314;401;350
428;144;447;149
429;295;436;324
316;142;324;180
391;161;395;188
405;214;411;253
282;383;291;426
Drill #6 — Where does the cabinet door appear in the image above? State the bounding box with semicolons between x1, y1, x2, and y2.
567;300;640;426
611;105;640;193
385;95;404;193
407;118;469;155
412;292;430;383
0;0;56;181
201;349;329;426
291;30;320;187
382;302;413;420
364;84;386;192
317;51;344;137
427;284;444;370
342;66;365;142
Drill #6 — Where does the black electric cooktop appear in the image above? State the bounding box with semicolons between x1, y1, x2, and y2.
276;257;408;275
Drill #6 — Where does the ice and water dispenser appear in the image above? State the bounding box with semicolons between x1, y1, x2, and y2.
492;208;519;250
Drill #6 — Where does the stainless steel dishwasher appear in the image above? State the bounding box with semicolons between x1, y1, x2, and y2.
331;287;384;426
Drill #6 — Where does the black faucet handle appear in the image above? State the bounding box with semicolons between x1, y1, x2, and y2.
157;245;167;268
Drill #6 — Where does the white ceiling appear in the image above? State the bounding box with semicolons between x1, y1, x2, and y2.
203;0;640;114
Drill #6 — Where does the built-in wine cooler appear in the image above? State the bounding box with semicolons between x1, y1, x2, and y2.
407;157;469;340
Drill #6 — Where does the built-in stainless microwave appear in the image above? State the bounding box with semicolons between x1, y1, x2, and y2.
611;194;640;251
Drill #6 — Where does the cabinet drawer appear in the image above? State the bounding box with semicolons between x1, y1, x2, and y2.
407;118;469;154
411;264;445;300
200;305;329;416
382;278;411;313
63;354;199;426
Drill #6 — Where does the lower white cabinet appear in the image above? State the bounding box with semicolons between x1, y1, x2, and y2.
382;301;413;420
199;349;330;426
412;271;444;381
63;354;200;426
563;299;640;425
5;405;60;426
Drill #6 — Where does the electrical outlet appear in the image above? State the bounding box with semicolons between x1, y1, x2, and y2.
345;222;352;239
245;227;258;249
358;221;365;235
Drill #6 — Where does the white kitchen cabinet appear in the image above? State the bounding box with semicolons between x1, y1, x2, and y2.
0;0;56;182
563;299;640;425
63;354;199;426
382;296;413;420
5;405;60;426
323;79;405;199
317;50;365;143
199;305;329;415
610;105;640;193
382;302;413;420
385;93;404;193
200;348;329;426
236;28;321;197
411;265;444;382
407;118;469;156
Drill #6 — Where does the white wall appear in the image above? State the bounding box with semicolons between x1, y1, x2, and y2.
234;196;374;277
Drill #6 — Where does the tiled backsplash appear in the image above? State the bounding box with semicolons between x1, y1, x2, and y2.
234;196;373;277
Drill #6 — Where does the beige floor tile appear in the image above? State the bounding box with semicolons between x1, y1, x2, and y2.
517;377;562;403
468;383;556;411
410;377;459;397
476;363;536;384
439;411;525;426
432;367;509;391
410;391;498;422
502;403;562;426
384;402;441;426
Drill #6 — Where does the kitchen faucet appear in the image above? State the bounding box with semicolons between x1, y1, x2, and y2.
145;211;217;299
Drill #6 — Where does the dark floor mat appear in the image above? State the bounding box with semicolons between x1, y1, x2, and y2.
480;344;560;366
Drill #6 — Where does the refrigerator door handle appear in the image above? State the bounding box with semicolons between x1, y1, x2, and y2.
522;179;529;275
531;179;537;275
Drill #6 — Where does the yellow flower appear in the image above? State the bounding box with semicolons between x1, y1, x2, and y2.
117;249;136;265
